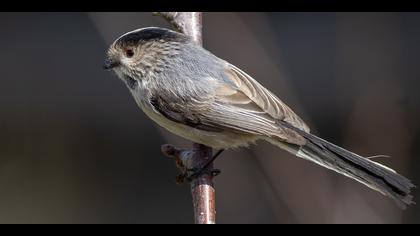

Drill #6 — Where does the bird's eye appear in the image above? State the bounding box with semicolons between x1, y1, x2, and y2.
124;49;134;58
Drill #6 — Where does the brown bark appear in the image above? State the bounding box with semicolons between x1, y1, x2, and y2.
156;12;216;224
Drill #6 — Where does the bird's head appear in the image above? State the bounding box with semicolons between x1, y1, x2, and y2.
103;27;189;86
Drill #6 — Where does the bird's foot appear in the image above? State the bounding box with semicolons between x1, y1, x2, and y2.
161;144;224;184
185;168;221;182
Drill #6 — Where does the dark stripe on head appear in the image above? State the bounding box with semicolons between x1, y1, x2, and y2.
115;27;189;46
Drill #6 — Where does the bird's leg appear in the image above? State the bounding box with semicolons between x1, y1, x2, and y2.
161;145;223;184
186;149;224;182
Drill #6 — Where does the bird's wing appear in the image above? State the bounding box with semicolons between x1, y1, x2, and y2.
223;63;310;133
197;63;310;145
149;62;309;145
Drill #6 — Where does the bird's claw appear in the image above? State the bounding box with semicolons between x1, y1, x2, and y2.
162;144;223;184
185;168;221;182
175;168;221;184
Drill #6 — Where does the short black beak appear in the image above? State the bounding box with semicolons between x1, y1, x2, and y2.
103;58;119;70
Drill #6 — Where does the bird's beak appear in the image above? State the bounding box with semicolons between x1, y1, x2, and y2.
103;58;119;70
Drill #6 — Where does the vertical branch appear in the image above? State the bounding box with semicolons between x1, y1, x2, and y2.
156;12;216;224
190;143;216;224
157;12;203;45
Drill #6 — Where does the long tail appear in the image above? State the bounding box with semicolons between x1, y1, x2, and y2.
276;121;415;209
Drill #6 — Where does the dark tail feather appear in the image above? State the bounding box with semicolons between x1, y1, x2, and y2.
279;121;415;209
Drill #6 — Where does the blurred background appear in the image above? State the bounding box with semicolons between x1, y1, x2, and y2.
0;12;419;223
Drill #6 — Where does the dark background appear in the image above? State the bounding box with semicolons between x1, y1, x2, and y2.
0;12;419;223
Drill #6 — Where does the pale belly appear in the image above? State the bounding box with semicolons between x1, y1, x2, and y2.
130;89;257;150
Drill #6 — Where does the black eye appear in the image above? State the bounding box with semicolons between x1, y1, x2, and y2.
124;49;134;58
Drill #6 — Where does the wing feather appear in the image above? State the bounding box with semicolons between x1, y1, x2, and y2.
225;63;310;133
149;62;310;145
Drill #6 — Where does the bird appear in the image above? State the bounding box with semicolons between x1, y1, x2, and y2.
103;27;415;208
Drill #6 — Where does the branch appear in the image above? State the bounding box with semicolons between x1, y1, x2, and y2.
156;12;217;224
155;12;202;45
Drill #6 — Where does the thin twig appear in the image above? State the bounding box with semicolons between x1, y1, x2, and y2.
156;12;217;224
